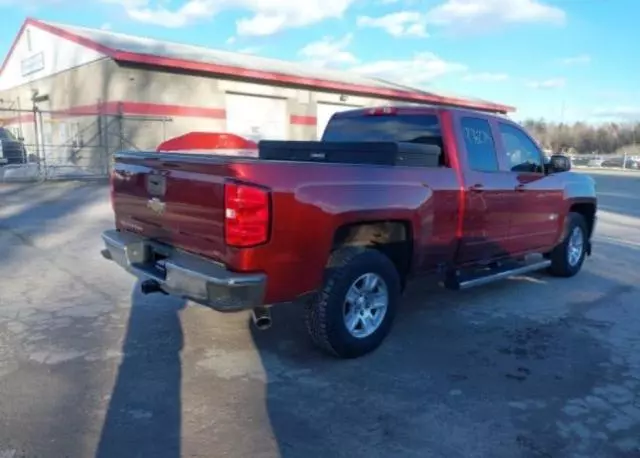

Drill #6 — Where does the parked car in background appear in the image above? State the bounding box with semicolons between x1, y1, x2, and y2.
102;104;597;358
601;156;640;169
0;127;28;165
587;157;605;167
570;156;591;167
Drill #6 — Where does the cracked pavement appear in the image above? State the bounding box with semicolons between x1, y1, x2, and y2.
0;170;639;458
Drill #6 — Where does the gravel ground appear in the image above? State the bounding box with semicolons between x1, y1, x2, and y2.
0;171;638;458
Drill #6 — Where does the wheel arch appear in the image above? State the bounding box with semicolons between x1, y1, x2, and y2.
569;201;596;239
331;220;413;287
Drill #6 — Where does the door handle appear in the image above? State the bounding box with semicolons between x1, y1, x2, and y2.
515;184;526;192
469;184;484;192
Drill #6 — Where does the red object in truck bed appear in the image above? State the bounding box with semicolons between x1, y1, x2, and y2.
156;132;257;153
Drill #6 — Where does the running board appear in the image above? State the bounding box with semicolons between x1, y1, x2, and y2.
444;259;551;291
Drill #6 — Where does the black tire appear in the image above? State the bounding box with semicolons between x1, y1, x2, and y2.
305;247;401;359
547;212;588;277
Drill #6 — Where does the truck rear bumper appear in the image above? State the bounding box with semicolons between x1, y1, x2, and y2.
101;229;266;312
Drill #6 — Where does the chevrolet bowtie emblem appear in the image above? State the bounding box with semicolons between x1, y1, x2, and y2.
147;197;166;215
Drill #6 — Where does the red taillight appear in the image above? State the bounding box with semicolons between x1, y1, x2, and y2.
224;181;270;248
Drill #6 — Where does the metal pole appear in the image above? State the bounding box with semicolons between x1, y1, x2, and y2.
32;103;40;168
104;113;110;176
38;109;47;177
118;102;124;151
17;97;23;144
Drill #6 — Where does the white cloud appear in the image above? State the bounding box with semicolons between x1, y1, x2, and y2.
351;52;467;86
235;0;356;36
101;0;356;36
526;78;566;89
357;11;428;37
426;0;566;32
236;14;288;36
100;0;214;27
100;22;112;30
299;34;358;68
298;34;467;86
462;72;509;82
560;54;591;65
592;107;640;121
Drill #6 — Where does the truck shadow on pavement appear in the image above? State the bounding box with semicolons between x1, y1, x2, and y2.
91;242;638;458
96;285;185;458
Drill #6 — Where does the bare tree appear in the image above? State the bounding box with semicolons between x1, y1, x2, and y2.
522;119;640;155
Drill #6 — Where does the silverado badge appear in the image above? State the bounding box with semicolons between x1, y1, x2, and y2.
147;197;166;215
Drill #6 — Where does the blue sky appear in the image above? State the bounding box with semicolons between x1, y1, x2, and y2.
1;0;638;123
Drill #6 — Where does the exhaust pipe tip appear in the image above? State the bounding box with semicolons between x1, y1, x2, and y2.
251;306;272;331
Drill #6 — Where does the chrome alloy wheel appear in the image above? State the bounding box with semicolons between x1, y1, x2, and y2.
567;226;585;267
343;273;389;339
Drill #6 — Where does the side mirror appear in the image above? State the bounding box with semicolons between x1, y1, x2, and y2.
547;154;571;173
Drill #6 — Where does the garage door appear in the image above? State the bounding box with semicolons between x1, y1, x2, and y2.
316;102;362;139
225;93;288;142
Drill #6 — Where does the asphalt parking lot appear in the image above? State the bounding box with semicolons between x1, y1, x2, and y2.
0;170;639;458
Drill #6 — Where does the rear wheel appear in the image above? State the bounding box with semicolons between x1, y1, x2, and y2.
305;247;401;359
547;212;588;277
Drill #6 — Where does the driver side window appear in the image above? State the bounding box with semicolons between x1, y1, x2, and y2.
498;123;544;173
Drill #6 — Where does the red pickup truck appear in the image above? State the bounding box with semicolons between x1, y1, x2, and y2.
101;105;597;358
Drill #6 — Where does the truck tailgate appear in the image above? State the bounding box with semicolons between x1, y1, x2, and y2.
111;152;231;263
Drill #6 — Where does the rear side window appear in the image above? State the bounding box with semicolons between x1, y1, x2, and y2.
322;114;443;148
460;117;499;172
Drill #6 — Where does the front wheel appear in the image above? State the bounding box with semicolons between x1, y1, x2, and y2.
547;212;588;277
305;247;401;359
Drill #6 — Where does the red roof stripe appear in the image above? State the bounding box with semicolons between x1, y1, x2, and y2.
0;21;28;76
118;101;226;118
27;18;115;56
290;115;317;126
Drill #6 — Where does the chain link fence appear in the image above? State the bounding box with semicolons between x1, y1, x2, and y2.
0;106;172;182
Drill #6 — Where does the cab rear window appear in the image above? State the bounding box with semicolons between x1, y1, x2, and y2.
322;114;442;148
